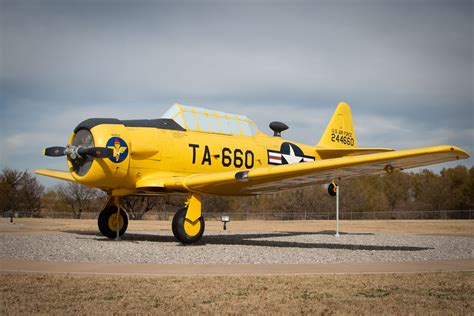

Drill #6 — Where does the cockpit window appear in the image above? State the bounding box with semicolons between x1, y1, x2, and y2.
161;103;258;136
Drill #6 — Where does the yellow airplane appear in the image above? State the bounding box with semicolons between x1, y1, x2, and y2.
36;102;470;244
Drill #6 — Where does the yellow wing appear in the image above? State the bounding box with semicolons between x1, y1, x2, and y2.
154;145;469;195
35;169;75;182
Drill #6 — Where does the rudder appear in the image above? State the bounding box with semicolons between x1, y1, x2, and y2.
317;102;357;148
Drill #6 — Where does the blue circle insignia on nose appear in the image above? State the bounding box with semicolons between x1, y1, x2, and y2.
105;137;128;163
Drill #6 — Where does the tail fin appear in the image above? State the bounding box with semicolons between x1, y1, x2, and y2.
317;102;357;148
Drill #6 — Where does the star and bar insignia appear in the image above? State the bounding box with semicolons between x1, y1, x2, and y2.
267;142;315;165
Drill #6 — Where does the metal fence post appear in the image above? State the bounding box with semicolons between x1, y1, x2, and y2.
335;185;340;237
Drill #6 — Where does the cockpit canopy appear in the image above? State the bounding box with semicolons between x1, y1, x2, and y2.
161;103;258;136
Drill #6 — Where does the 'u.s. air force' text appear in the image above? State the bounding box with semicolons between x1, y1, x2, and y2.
189;144;254;168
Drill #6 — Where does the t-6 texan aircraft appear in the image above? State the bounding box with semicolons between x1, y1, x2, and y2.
36;102;469;244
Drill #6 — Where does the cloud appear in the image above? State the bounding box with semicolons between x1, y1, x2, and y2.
1;0;472;186
2;0;472;103
5;132;53;154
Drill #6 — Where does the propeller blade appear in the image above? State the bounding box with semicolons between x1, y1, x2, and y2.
43;146;66;157
77;147;114;158
43;145;112;159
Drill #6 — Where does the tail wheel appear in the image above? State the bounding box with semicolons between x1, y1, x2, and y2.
328;183;337;196
98;206;128;239
172;207;205;244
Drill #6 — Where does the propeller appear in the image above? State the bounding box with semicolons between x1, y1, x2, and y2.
42;129;114;176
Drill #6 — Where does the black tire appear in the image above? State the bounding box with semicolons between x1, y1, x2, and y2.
171;208;186;243
172;207;205;245
98;206;128;239
328;183;337;196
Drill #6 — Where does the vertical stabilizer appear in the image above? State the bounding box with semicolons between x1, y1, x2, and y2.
317;102;357;148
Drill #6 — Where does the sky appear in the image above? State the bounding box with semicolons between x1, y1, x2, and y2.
1;0;473;188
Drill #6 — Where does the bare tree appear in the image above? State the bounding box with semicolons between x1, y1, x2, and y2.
469;166;474;209
58;182;106;218
440;166;471;210
3;165;473;220
17;172;44;214
0;168;26;212
0;168;44;216
121;195;187;220
0;181;11;213
122;196;162;220
41;189;69;216
412;170;450;211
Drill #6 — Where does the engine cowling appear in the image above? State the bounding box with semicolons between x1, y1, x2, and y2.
68;122;130;188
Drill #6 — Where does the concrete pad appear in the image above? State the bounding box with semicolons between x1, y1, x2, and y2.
1;258;472;276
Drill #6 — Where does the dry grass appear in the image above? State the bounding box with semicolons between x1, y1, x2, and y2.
1;272;472;315
2;218;474;236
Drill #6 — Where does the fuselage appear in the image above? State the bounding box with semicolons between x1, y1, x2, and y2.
69;118;319;194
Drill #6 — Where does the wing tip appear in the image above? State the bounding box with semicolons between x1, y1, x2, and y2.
440;145;470;159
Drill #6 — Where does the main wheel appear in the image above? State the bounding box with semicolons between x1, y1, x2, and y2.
98;206;128;239
172;207;205;244
328;183;337;196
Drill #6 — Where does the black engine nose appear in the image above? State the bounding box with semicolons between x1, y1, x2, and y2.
70;129;95;176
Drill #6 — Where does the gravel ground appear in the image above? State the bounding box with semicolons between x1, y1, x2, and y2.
1;229;472;264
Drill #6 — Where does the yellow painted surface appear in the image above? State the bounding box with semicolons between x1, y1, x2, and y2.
184;218;201;237
317;102;356;148
36;102;470;197
35;169;75;182
107;213;124;232
68;124;130;187
185;193;202;223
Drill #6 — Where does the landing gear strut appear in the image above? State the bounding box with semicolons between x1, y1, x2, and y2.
98;197;129;239
172;193;205;244
327;181;341;237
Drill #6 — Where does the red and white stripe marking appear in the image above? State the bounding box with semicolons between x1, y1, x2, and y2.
268;151;282;164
